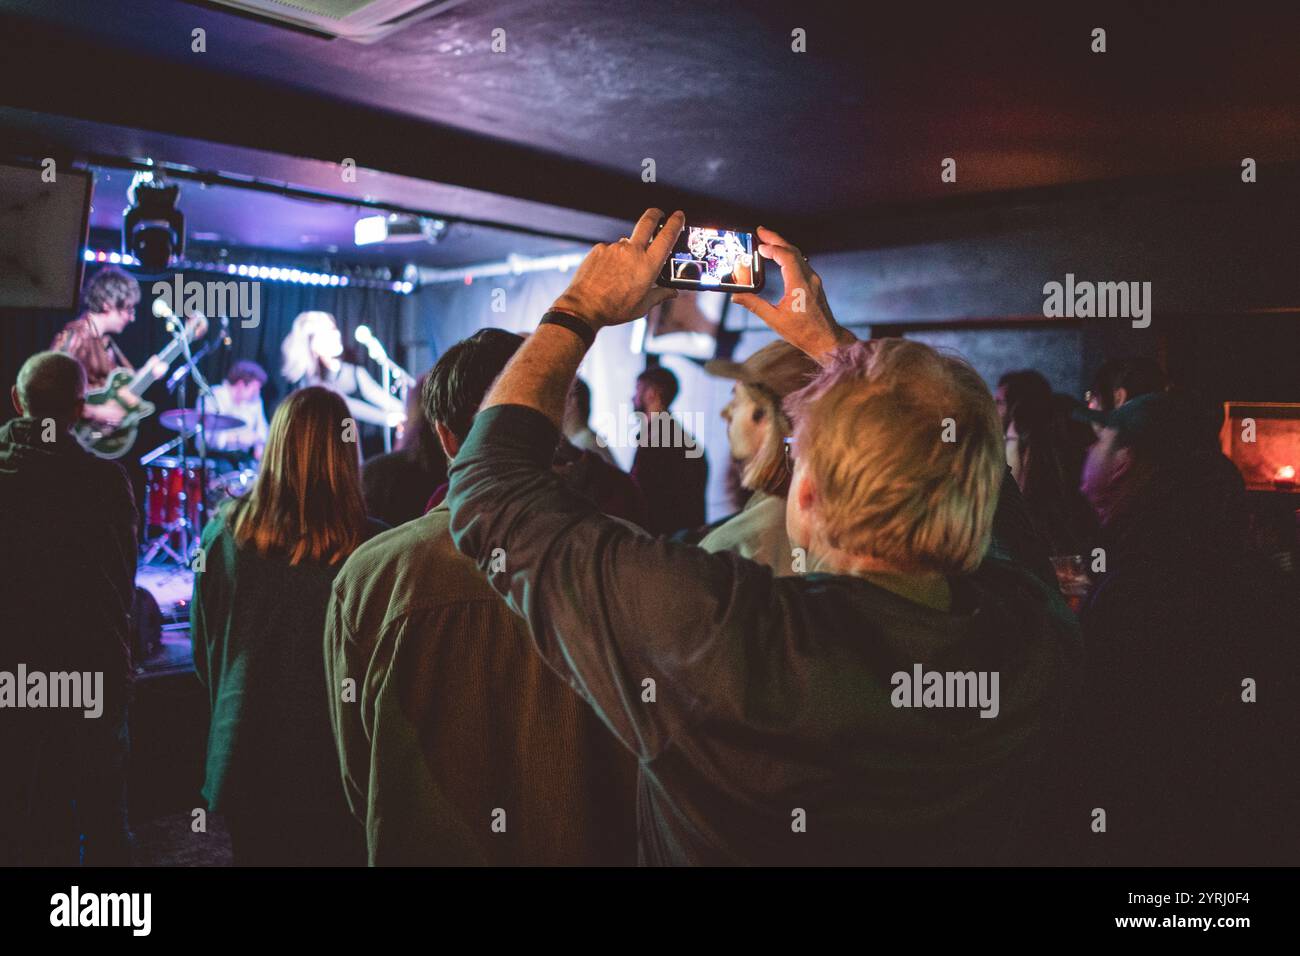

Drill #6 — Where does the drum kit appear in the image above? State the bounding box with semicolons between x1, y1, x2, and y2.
139;408;260;566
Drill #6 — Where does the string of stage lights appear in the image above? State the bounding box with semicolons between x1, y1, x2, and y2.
81;248;416;294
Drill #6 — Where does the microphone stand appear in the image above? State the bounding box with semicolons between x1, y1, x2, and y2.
360;333;413;454
172;314;221;564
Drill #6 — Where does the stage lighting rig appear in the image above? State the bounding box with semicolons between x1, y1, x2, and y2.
123;170;186;272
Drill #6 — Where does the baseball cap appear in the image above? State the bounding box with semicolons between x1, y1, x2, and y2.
704;340;820;399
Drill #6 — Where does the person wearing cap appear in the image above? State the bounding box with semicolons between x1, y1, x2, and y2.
1072;390;1298;864
699;341;819;574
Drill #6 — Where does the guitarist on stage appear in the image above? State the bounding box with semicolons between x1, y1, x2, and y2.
50;266;164;431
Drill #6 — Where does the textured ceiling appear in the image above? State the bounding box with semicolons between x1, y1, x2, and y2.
1;0;1298;254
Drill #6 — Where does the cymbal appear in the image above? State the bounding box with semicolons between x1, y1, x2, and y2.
159;409;246;434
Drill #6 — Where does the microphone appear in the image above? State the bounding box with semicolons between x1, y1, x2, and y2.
354;324;386;361
355;325;415;387
152;297;183;335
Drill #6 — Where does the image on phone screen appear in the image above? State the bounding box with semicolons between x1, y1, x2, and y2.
661;226;761;292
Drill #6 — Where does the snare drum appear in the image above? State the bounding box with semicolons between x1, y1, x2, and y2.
144;456;208;529
210;465;259;503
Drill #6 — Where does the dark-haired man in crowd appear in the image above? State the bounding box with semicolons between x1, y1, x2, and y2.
1086;355;1166;417
0;352;137;864
325;329;637;865
445;211;1081;865
631;365;708;535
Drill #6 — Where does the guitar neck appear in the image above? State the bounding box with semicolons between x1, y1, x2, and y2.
124;322;200;397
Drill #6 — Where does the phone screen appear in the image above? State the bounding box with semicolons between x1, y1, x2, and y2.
659;225;762;292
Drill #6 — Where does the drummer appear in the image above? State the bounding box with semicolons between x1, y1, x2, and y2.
206;360;269;468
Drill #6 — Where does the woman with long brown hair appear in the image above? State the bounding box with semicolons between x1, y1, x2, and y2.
191;386;383;865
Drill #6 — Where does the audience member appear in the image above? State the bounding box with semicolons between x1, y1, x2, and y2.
190;386;383;866
1086;355;1167;415
630;365;709;535
362;372;449;527
697;341;819;573
1074;391;1299;864
996;370;1097;555
0;352;137;865
446;212;1081;865
563;377;617;468
326;329;637;865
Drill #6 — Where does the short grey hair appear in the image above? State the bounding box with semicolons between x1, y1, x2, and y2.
17;351;86;420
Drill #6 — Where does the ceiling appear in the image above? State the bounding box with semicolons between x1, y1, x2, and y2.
1;0;1298;258
83;162;586;269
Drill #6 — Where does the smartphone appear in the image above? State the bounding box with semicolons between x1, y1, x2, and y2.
657;223;764;294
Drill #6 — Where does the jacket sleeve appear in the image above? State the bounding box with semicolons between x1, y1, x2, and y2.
447;404;778;761
324;586;370;827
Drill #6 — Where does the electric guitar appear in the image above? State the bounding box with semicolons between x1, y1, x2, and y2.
73;314;209;459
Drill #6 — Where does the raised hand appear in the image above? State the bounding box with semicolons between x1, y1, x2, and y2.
550;209;685;330
732;226;855;364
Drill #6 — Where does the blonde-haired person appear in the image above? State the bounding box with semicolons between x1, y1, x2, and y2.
445;210;1081;865
191;386;386;865
281;310;405;429
698;341;819;574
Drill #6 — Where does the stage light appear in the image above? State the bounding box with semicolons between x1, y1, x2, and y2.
354;213;447;246
122;170;185;272
354;215;388;246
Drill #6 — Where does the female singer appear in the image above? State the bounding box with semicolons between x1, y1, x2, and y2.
280;310;405;428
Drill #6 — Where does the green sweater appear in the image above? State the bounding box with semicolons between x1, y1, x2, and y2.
190;505;382;856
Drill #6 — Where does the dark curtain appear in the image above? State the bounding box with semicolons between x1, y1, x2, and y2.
3;263;404;424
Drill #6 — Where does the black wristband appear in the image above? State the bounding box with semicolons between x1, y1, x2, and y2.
538;310;596;350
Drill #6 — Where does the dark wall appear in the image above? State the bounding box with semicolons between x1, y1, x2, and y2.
794;169;1300;406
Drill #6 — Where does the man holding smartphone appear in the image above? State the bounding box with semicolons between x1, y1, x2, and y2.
445;209;1081;865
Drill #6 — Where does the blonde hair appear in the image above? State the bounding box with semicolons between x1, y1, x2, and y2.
232;386;368;565
786;339;1003;574
281;310;338;384
738;382;793;498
